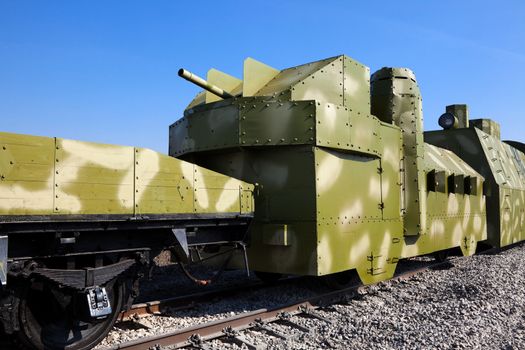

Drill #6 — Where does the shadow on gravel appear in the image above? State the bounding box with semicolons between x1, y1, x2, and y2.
123;258;463;331
429;261;455;270
117;276;329;331
114;320;151;331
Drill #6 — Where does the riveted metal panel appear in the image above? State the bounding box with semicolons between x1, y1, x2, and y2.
500;188;513;245
315;102;382;156
239;98;315;146
471;118;501;139
348;112;382;156
371;67;427;236
54;138;135;215
423;143;482;178
292;56;344;106
169;117;191;156
400;142;488;259
315;147;382;222
185;146;317;275
343;56;370;115
476;128;525;189
316;218;404;284
509;146;525;184
0;132;55;215
379;123;403;219
255;56;339;99
247;221;318;276
185;103;240;152
315;102;349;149
135;148;194;215
186;90;206;110
314;145;404;281
183;146;316;222
499;187;525;246
259;147;317;221
426;128;500;247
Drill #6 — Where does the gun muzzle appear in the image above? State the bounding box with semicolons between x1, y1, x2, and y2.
178;68;234;99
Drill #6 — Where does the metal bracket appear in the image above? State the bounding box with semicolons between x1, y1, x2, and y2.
367;252;385;276
86;286;112;319
0;236;7;285
172;228;189;262
238;242;250;277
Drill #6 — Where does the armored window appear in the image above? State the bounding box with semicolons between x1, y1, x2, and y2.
464;176;478;195
427;170;446;193
448;174;465;194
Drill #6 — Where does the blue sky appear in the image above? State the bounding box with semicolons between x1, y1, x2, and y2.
1;1;524;152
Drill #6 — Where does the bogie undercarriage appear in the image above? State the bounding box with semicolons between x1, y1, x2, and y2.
0;214;251;349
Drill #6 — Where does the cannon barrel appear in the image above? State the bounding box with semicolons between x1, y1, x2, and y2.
178;68;234;99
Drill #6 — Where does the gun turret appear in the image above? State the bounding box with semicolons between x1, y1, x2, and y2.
178;68;234;99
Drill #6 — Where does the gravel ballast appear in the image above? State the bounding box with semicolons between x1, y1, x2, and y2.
99;245;525;350
277;246;525;350
3;246;521;349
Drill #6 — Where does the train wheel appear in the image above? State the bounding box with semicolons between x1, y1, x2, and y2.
16;278;124;350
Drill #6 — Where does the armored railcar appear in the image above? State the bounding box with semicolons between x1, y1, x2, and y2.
426;105;525;248
171;55;487;285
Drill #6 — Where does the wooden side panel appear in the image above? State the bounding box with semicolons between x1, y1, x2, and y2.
135;148;194;215
0;132;55;214
194;166;245;214
0;132;255;217
54;138;134;214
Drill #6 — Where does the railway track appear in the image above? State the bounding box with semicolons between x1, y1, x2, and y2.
2;246;507;350
118;277;301;321
102;257;457;350
0;277;296;350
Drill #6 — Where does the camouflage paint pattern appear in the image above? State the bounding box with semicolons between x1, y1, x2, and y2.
406;143;486;257
426;124;525;248
172;55;488;284
0;132;254;217
371;67;427;237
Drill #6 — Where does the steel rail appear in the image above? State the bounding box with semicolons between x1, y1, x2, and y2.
118;277;300;321
104;260;448;350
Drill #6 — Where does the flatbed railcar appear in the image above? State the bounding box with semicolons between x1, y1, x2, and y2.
0;134;254;349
